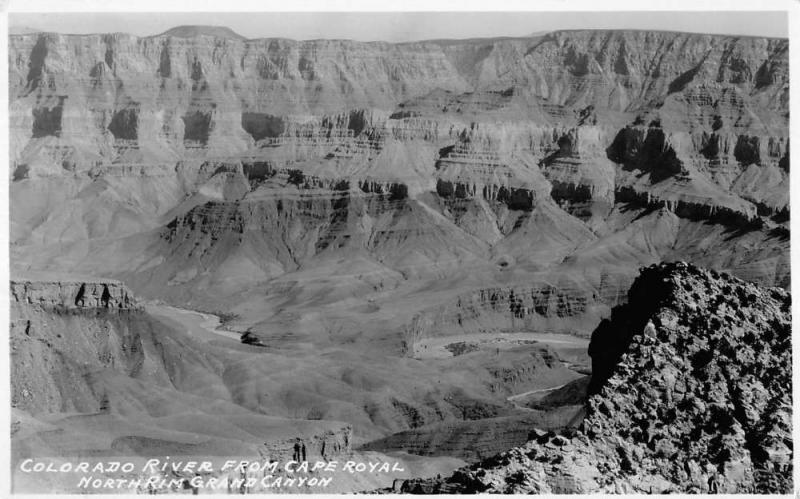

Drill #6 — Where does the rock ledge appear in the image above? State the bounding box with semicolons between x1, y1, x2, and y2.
395;262;791;494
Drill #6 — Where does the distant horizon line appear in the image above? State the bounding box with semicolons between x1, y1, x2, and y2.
8;24;789;43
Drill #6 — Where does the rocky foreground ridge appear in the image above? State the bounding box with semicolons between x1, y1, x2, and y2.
394;262;792;493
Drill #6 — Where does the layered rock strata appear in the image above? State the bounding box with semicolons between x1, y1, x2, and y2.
11;278;141;311
10;279;352;460
395;263;792;493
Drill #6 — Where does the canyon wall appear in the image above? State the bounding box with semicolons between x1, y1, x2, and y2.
9;29;787;212
8;26;791;493
10;279;352;462
8;27;790;355
11;278;147;414
11;278;141;312
395;262;792;493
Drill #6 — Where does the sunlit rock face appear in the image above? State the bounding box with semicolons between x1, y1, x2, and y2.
10;278;353;464
7;24;791;495
8;27;788;351
396;263;792;494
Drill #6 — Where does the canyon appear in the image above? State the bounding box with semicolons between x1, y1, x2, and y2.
8;24;790;493
11;277;464;493
393;262;792;493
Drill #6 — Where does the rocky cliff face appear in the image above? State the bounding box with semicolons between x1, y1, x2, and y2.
11;278;141;311
10;279;353;463
8;25;791;494
396;263;791;493
9;30;788;341
9;29;788;213
11;278;147;413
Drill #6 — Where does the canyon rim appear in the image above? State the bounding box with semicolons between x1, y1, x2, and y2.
5;9;793;495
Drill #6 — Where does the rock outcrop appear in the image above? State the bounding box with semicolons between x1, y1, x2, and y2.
11;279;148;414
11;278;142;311
8;27;791;493
10;278;353;462
9;30;787;215
394;262;792;493
9;29;788;333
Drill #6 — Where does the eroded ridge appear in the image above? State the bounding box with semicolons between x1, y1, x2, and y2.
395;262;791;494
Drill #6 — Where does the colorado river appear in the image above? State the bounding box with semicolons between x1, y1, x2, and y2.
506;381;572;410
147;304;242;343
507;382;572;403
412;332;588;359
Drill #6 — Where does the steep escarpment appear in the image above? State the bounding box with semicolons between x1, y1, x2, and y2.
11;278;141;311
9;30;787;196
10;28;789;372
9;30;788;300
403;276;602;346
10;278;354;463
11;278;147;413
8;27;790;492
395;262;792;493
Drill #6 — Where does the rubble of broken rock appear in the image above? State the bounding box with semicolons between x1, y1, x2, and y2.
391;262;791;494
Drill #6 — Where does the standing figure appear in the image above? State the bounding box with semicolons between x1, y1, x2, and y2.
293;440;301;462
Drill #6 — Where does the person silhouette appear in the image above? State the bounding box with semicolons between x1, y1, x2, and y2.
293;440;301;462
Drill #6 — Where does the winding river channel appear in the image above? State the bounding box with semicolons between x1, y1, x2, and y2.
147;304;243;343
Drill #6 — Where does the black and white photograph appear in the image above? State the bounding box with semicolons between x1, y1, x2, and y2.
3;1;795;495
